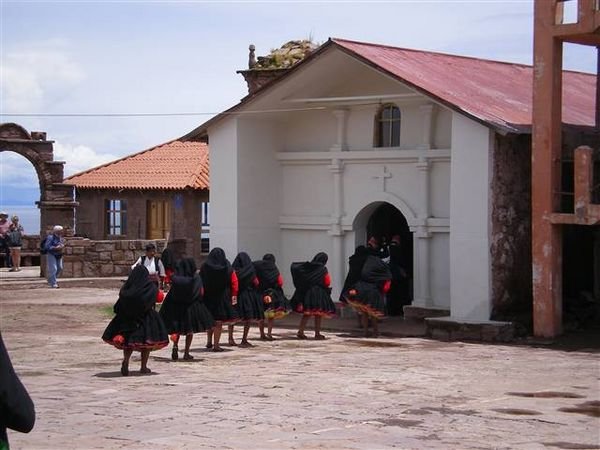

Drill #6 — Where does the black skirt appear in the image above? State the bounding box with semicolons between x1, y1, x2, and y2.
204;291;239;324
344;280;386;319
235;289;264;322
292;285;336;318
159;299;215;334
102;309;169;351
262;287;291;320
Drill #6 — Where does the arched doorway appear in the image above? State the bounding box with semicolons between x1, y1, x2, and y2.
0;123;77;274
355;201;413;315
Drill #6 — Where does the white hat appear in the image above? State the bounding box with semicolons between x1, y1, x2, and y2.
0;211;7;218
53;225;64;231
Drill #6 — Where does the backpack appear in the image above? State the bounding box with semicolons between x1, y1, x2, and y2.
40;236;48;255
7;230;22;247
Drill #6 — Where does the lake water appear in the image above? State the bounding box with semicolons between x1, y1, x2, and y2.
0;206;40;234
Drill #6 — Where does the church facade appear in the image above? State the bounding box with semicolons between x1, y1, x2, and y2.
184;38;596;325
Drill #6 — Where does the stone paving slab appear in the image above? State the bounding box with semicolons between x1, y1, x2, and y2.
1;287;599;449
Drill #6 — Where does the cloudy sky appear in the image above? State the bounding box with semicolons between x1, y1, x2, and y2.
0;0;596;206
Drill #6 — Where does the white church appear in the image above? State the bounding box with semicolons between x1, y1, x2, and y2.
183;38;596;330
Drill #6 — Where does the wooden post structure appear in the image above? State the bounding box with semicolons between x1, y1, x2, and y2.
532;0;600;338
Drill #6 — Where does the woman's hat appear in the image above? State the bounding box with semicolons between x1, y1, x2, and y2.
0;211;7;218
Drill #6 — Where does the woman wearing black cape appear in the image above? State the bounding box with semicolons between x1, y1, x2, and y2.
343;255;392;337
339;246;370;303
0;331;35;449
340;245;370;327
200;248;239;352
102;265;169;375
232;252;264;347
159;258;215;361
290;252;336;340
254;254;291;341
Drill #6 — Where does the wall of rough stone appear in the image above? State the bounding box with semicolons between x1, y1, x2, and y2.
57;238;167;278
490;134;532;324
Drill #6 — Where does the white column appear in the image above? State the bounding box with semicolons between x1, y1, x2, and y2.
330;109;349;151
412;156;432;306
418;104;435;150
328;158;345;300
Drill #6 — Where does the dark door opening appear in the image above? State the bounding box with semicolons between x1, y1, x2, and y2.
366;202;413;315
562;225;600;331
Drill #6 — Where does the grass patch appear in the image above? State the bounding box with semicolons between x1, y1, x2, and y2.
100;305;115;318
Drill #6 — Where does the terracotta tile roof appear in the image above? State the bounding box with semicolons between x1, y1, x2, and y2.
65;140;209;190
183;38;596;138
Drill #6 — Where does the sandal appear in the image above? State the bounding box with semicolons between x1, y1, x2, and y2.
140;367;152;374
212;347;225;352
297;332;308;340
183;353;194;360
239;341;254;348
120;361;129;376
205;343;213;349
314;334;327;340
171;346;179;361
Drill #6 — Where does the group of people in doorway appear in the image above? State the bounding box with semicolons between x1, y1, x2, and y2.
0;211;25;272
102;236;410;376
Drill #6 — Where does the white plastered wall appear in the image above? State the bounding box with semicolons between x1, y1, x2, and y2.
207;47;455;307
449;113;493;320
208;118;239;258
235;118;283;261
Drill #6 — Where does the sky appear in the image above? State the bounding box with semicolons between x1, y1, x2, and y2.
0;0;596;207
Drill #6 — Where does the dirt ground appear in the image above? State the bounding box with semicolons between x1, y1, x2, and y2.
1;287;599;449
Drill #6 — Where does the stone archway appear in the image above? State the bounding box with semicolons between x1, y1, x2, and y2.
0;123;77;237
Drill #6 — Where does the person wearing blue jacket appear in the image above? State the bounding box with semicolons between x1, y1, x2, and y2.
43;225;65;288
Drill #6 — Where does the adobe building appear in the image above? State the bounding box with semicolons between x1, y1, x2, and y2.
65;139;210;262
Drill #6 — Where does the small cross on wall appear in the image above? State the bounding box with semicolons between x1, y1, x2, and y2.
372;166;392;191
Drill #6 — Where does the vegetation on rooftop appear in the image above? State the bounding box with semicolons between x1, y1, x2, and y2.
254;39;318;69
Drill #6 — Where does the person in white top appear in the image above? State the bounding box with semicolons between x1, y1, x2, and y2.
131;243;166;288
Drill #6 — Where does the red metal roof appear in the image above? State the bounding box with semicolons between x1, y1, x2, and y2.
65;140;209;190
332;38;595;133
183;38;595;139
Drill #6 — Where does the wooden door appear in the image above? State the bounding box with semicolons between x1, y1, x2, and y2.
147;200;171;239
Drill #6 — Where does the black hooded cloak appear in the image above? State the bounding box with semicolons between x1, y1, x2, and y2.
102;265;168;350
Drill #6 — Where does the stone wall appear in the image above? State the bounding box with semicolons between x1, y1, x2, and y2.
21;235;208;278
57;238;167;278
490;134;532;324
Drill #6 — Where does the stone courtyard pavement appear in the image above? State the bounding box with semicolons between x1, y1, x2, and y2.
1;287;599;449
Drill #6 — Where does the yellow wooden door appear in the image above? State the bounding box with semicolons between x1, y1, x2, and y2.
147;200;171;239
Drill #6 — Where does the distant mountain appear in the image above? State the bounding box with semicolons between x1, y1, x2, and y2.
0;186;41;206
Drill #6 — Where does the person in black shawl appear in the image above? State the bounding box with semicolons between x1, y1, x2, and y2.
387;234;411;316
232;252;264;347
160;244;177;289
159;258;215;361
0;331;35;449
200;248;239;352
339;246;370;303
254;253;291;341
290;252;336;340
102;265;169;375
343;255;392;337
